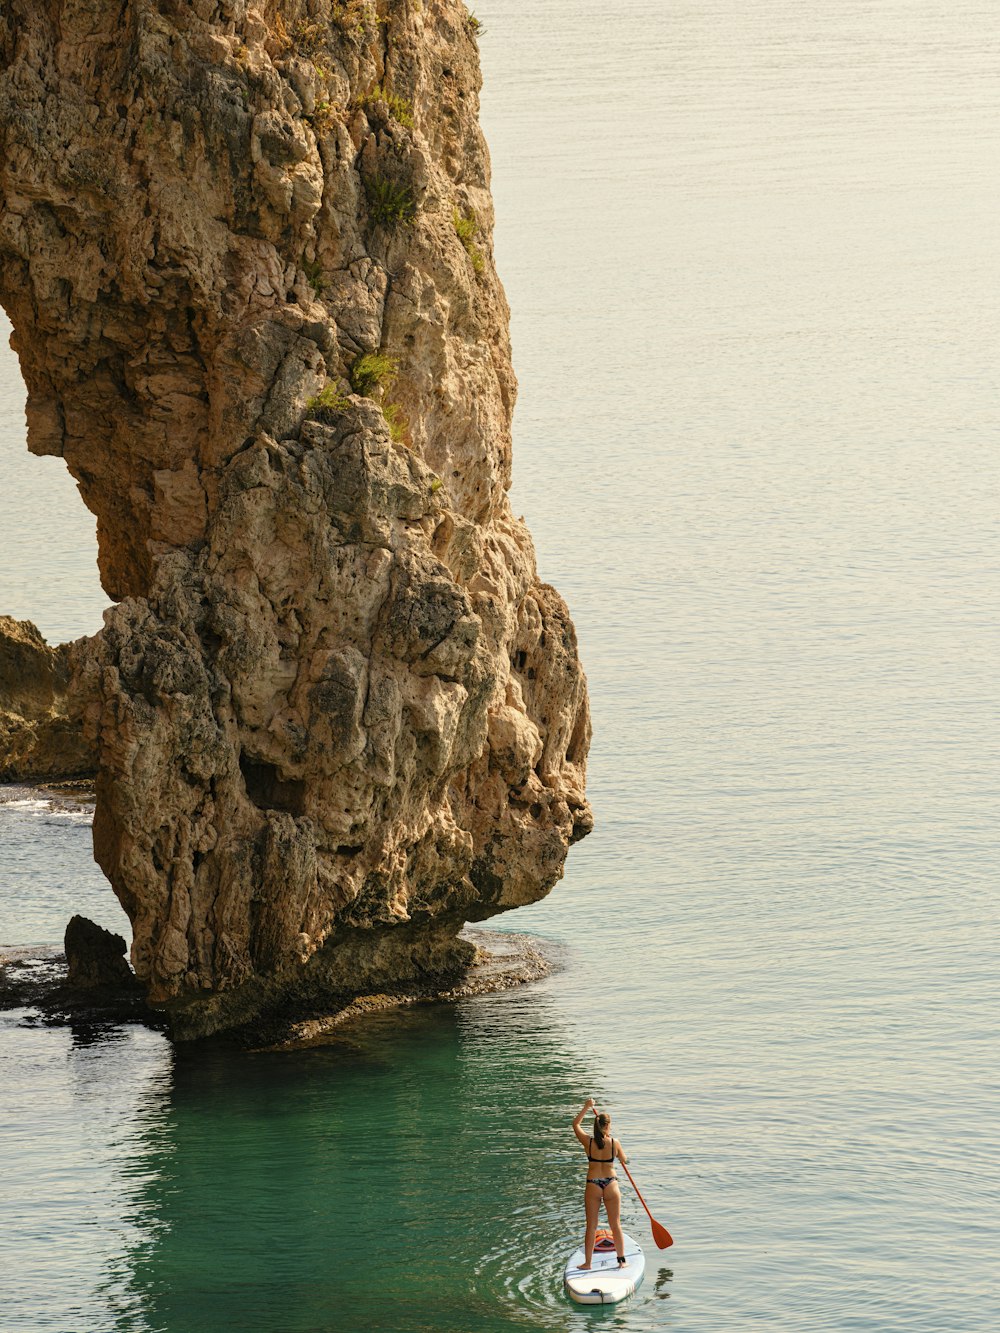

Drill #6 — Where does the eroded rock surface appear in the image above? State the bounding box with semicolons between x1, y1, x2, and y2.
64;913;137;989
0;616;97;781
0;0;591;1037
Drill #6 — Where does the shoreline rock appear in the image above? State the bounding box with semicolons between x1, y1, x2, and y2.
235;927;559;1051
0;617;97;784
0;945;167;1035
64;914;138;989
0;1;591;1039
0;927;558;1048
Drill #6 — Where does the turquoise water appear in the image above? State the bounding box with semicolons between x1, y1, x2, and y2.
2;0;1000;1328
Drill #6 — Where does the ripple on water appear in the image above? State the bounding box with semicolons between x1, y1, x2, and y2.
0;785;127;950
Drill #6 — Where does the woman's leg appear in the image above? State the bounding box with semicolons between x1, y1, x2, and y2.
579;1182;602;1268
604;1181;626;1261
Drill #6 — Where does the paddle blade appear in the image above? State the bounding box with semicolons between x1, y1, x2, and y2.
620;1162;673;1248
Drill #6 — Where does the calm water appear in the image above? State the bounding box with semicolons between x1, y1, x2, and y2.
2;0;999;1329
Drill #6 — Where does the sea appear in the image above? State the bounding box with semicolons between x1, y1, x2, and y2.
1;1;998;1328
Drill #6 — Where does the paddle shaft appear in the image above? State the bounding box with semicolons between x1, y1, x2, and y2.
619;1159;674;1249
619;1160;653;1220
586;1102;673;1248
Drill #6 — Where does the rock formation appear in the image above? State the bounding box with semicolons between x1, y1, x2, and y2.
65;913;138;989
0;615;97;782
0;0;591;1037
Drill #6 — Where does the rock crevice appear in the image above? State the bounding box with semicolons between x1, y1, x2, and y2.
0;0;591;1038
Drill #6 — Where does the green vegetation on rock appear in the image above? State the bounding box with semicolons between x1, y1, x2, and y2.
382;402;409;443
306;384;350;423
290;19;327;57
301;254;324;294
309;100;339;134
356;85;414;129
453;208;485;274
363;175;416;228
350;352;397;398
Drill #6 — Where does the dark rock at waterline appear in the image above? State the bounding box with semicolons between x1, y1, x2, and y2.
0;929;555;1047
218;928;560;1051
0;948;162;1034
64;915;137;989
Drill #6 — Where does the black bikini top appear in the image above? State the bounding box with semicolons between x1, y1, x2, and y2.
588;1135;615;1164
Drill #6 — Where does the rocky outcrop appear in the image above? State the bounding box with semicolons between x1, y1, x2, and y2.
64;913;138;988
0;616;97;781
0;0;591;1037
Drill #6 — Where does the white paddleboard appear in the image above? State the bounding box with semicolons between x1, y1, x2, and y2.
563;1229;645;1306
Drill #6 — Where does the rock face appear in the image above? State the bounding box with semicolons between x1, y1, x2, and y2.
0;616;97;782
0;0;591;1037
64;914;137;989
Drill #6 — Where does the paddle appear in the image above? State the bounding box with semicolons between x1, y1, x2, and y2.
619;1160;673;1249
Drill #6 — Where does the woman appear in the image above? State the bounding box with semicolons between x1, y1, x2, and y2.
572;1097;628;1269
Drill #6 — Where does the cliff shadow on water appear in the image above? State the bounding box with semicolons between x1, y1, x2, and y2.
61;993;621;1333
0;0;592;1038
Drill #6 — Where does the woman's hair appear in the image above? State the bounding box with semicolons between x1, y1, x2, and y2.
594;1111;611;1149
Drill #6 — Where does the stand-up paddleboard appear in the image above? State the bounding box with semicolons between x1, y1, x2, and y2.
563;1229;645;1306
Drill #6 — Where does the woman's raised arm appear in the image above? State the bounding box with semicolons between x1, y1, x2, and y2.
572;1098;595;1147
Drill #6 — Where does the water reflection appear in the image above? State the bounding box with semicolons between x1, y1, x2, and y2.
106;990;644;1333
654;1267;674;1300
2;892;665;1332
0;1016;170;1333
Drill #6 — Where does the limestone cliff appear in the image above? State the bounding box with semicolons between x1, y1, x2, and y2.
0;0;591;1036
0;616;96;781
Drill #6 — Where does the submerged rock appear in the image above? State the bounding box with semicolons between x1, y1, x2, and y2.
0;0;592;1038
